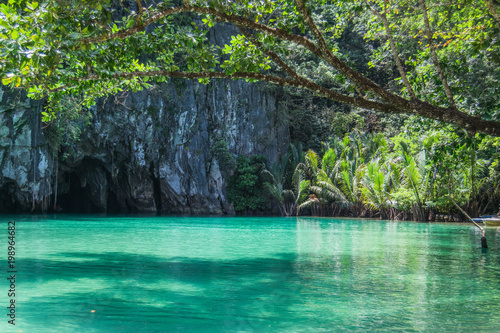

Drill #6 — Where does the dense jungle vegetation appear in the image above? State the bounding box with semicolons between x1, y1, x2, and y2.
215;0;500;220
229;127;500;221
1;0;500;219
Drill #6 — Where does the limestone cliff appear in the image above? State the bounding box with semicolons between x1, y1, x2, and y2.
0;89;53;212
0;76;288;214
0;23;289;214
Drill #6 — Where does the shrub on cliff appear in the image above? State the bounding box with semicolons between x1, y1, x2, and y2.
227;155;268;212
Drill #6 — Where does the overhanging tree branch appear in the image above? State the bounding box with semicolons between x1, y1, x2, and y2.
293;0;411;108
71;70;388;111
63;69;500;136
79;3;409;108
4;1;500;137
236;26;302;81
134;0;144;28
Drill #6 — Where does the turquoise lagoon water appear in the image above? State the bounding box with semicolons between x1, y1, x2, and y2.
1;215;500;332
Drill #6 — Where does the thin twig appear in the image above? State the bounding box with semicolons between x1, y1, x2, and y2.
134;0;144;28
364;0;416;99
420;0;456;108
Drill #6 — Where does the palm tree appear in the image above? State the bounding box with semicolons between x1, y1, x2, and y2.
294;150;321;214
294;174;312;216
316;168;352;215
262;152;297;216
295;150;320;184
324;134;368;216
361;159;393;219
399;142;427;221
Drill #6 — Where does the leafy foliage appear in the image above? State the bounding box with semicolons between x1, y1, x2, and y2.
42;95;92;153
262;121;500;220
1;0;500;135
210;139;236;169
227;155;268;212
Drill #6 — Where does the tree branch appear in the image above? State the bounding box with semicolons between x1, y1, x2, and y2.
134;0;144;28
365;0;416;99
79;3;410;109
237;27;369;101
236;26;302;81
293;0;410;109
72;69;389;111
486;0;500;33
63;69;500;136
420;0;456;108
294;0;331;60
41;2;500;136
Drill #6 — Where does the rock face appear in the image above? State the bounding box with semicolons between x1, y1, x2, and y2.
57;78;287;214
0;25;289;214
0;89;54;212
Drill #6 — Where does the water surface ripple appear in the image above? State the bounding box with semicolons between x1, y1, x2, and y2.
1;215;499;332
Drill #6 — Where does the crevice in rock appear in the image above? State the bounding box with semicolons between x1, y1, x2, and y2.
106;187;121;214
149;163;162;213
217;195;226;215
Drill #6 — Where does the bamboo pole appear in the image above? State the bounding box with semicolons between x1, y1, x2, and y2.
448;196;487;249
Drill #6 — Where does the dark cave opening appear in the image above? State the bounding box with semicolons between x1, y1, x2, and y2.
57;172;102;213
0;181;21;213
150;163;162;213
106;187;122;214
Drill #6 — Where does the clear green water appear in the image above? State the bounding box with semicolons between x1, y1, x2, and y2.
1;215;500;332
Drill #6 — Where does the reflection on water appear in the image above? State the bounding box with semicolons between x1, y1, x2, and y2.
0;215;499;332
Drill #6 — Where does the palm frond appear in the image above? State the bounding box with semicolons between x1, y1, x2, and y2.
264;182;283;204
318;180;349;203
297;196;320;215
261;169;277;184
322;148;337;175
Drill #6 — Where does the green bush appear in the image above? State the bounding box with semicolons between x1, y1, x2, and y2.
211;139;236;169
227;155;268;212
330;112;364;137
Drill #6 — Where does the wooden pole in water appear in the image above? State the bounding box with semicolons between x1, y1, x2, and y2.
448;196;487;249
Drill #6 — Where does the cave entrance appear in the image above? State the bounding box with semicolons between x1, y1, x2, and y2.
0;181;21;213
106;187;123;214
57;172;102;213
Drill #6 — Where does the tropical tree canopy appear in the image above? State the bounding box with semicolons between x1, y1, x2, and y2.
1;0;500;135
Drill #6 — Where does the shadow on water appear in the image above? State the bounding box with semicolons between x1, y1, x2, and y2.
4;216;500;332
20;252;301;283
13;248;500;332
18;253;308;332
